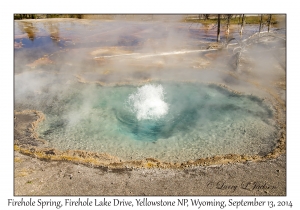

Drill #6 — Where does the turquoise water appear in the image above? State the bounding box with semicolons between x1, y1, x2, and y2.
37;82;278;162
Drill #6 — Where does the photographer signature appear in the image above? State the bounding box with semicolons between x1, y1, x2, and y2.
207;181;277;192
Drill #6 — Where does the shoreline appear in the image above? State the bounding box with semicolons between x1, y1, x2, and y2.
14;150;286;195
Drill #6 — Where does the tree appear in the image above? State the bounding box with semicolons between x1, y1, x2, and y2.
259;14;263;33
226;14;233;35
217;14;221;42
240;14;245;35
268;14;272;32
204;14;210;20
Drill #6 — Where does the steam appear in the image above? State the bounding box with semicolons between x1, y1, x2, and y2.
14;18;286;120
13;17;286;161
127;84;169;120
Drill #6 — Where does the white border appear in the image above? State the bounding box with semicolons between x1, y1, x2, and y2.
2;0;298;209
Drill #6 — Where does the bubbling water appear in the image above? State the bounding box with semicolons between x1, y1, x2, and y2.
36;82;279;162
127;84;169;121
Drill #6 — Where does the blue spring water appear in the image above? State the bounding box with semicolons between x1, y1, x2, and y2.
37;82;278;162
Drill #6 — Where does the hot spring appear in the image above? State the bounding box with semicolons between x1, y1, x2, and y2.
14;18;285;164
36;82;278;162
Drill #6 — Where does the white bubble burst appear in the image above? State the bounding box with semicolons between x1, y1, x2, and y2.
127;84;169;121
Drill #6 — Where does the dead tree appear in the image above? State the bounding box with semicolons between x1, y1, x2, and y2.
268;14;272;32
217;14;221;42
259;14;263;33
226;14;232;35
240;14;245;35
204;14;210;20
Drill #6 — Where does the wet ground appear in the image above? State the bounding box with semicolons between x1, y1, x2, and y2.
15;18;283;75
14;151;286;196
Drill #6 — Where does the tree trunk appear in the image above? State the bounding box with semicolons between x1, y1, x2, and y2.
240;14;245;34
226;15;231;35
268;14;272;32
259;14;263;33
217;14;221;42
